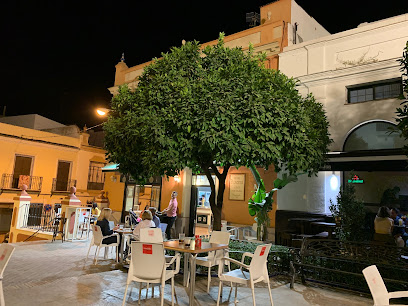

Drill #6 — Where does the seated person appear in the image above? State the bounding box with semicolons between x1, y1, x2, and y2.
373;206;395;244
96;208;119;245
149;207;160;228
91;202;101;223
391;208;407;247
132;210;156;240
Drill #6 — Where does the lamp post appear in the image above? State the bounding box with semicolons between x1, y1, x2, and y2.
83;108;111;131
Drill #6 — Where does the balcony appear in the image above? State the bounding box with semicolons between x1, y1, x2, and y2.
0;174;43;195
51;178;77;195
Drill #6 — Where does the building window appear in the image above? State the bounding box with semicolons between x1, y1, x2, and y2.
348;79;402;103
54;161;72;192
12;155;33;188
87;162;105;190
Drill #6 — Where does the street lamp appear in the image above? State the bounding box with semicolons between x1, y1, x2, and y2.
96;107;110;117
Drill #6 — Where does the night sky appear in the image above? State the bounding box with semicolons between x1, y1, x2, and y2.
1;0;407;129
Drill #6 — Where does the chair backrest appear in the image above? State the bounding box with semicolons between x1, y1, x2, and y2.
209;231;230;260
108;221;115;230
130;241;165;280
139;228;163;243
249;244;271;280
159;223;168;233
0;244;15;278
362;265;389;306
252;223;257;232
92;224;104;245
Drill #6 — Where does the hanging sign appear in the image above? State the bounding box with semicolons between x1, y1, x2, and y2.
229;173;246;201
348;175;364;184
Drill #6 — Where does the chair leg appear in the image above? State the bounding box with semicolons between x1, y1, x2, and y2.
138;283;142;305
151;284;154;298
207;267;211;293
160;281;165;306
235;283;238;304
266;278;274;306
86;244;92;260
217;281;222;306
146;283;149;299
0;280;5;306
250;281;256;306
122;283;129;306
94;246;99;264
171;276;175;306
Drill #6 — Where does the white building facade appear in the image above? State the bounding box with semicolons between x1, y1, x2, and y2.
278;14;408;214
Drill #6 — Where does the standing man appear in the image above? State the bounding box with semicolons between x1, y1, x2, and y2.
162;191;178;240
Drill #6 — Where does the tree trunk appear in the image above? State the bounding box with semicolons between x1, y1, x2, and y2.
202;163;230;231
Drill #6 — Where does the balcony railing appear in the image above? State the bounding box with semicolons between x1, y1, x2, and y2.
87;166;105;190
51;178;77;194
18;203;61;233
0;174;43;194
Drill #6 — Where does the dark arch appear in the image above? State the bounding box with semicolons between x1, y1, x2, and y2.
343;120;407;152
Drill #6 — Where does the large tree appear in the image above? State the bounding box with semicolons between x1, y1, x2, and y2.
104;34;332;230
396;41;408;144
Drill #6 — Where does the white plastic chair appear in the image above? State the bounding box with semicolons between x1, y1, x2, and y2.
363;265;408;305
195;231;231;293
217;244;273;306
122;241;180;306
243;223;259;241
0;244;15;306
140;228;163;243
86;224;120;264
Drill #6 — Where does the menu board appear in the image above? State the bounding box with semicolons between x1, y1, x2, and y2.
229;174;245;201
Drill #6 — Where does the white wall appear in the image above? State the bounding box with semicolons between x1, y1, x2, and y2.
289;0;330;46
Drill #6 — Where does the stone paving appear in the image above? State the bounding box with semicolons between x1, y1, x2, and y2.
3;239;373;305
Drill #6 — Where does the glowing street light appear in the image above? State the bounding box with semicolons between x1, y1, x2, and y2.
96;107;110;117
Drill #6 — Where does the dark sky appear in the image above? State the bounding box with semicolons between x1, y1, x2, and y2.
1;0;407;128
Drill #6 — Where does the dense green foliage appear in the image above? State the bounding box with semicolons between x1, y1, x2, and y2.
329;183;366;241
248;165;298;240
104;34;332;229
395;41;408;147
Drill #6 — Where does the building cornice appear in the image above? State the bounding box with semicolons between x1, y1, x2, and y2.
296;58;401;86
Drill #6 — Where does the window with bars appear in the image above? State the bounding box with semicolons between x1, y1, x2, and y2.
87;162;105;190
347;79;402;104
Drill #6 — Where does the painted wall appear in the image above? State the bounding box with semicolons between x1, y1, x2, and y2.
102;172;125;213
277;14;408;212
0;122;106;206
289;0;330;46
279;14;408;152
222;166;278;227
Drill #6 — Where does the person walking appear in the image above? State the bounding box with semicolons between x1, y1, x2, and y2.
162;191;178;240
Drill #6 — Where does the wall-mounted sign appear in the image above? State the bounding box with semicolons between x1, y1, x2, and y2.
348;175;364;184
229;173;246;201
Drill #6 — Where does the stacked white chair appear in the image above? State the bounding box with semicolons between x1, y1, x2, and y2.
0;244;15;306
195;231;231;293
86;224;120;264
217;244;274;306
122;241;180;306
363;265;408;305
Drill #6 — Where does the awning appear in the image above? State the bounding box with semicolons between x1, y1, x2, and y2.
102;163;119;172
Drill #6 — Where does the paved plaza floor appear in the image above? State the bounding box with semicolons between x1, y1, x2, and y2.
3;239;373;305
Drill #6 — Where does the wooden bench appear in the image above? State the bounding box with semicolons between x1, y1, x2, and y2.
290;238;408;293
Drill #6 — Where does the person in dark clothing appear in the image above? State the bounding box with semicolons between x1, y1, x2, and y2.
96;208;119;245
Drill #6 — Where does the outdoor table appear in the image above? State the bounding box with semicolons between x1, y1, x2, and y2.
310;222;336;238
163;240;228;306
114;228;133;263
288;217;325;234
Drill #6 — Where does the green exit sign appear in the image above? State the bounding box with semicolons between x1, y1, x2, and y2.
348;175;364;184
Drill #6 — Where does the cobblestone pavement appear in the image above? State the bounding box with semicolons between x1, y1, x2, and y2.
3;240;373;305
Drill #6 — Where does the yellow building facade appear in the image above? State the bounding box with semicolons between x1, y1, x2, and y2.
0;115;107;242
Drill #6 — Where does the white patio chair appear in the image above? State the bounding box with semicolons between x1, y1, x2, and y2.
363;265;408;305
140;228;163;243
122;241;180;306
86;224;120;264
221;220;238;239
195;231;231;293
0;244;15;306
217;244;273;306
243;223;259;241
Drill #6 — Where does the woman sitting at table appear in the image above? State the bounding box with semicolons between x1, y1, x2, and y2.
96;208;119;245
374;206;395;244
132;210;156;240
